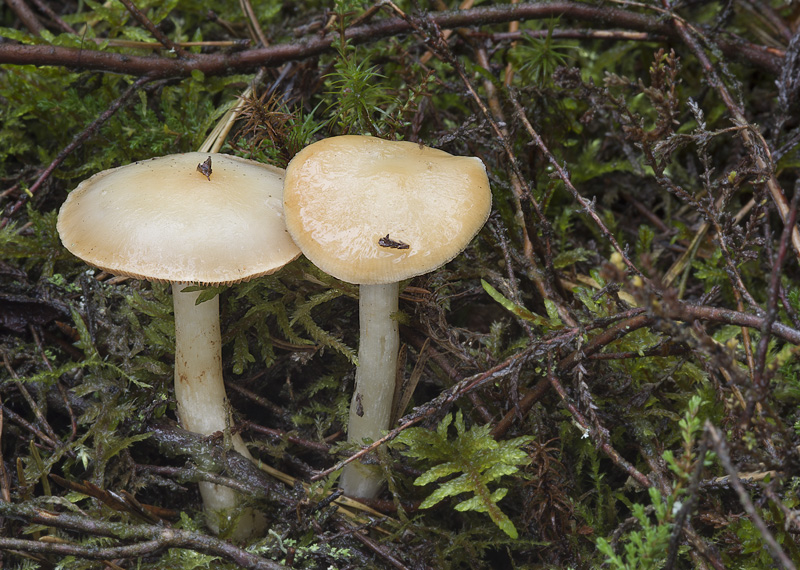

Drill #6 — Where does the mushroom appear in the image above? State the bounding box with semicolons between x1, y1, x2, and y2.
57;152;300;537
283;135;491;498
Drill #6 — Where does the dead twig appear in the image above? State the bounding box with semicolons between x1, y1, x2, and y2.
311;342;554;481
753;185;800;398
705;423;797;570
0;503;287;570
4;0;44;35
493;302;800;438
117;0;187;57
545;364;651;488
661;0;800;262
1;75;154;226
0;3;783;77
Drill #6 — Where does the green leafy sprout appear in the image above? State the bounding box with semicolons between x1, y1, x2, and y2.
392;411;533;538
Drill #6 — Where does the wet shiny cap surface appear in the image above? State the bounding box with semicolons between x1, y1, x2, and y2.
283;136;492;284
57;152;300;284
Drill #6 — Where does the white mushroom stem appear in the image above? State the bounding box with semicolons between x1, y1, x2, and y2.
171;282;263;538
340;282;400;498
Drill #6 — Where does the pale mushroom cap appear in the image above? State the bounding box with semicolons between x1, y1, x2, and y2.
57;152;301;285
283;136;492;285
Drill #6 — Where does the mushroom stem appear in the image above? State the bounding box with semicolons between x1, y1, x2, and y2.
340;282;400;498
171;282;264;538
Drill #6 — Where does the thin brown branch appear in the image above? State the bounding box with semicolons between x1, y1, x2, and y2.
337;520;411;570
243;422;333;453
493;302;800;438
545;365;652;488
0;3;783;78
0;397;10;502
662;0;800;261
4;0;44;35
478;28;665;42
665;437;710;569
134;463;268;496
310;340;558;481
509;90;645;283
1;75;153;226
0;402;59;450
0;503;288;570
754;187;800;392
407;10;580;329
240;0;270;47
705;423;798;570
145;420;291;504
117;0;187;57
28;0;76;34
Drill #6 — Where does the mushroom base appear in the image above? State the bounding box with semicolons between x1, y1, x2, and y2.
340;282;400;498
199;482;266;541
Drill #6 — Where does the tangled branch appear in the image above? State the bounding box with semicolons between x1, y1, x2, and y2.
0;2;783;78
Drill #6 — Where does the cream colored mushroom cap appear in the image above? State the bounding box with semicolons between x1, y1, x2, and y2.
283;136;491;285
57;152;301;285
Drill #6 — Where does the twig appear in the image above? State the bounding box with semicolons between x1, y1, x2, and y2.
661;0;800;262
240;0;270;47
545;365;651;488
493;302;800;437
665;438;710;568
95;38;250;49
401;325;496;424
753;185;800;394
225;377;287;419
587;342;687;359
474;44;535;261
675;303;800;344
0;397;10;502
243;422;332;453
1;75;153;226
508;90;645;283
763;484;800;533
404;7;584;330
13;378;59;445
705;422;797;570
117;0;187;57
478;28;665;42
311;343;551;481
0;402;59;450
0;503;287;570
5;343;62;448
135;463;269;498
338;520;411;570
28;0;77;34
488;223;536;342
145;420;295;512
4;0;44;35
0;3;783;77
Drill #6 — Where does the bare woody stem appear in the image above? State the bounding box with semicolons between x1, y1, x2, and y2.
661;0;800;263
0;502;284;570
0;3;782;77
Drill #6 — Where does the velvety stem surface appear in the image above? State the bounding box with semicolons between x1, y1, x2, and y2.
341;282;400;498
171;283;263;538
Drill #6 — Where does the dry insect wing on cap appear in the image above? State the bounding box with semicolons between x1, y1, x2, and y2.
196;156;213;180
378;234;410;249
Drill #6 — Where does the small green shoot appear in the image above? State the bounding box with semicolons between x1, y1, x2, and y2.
393;411;532;538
